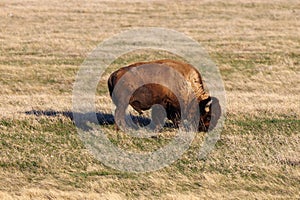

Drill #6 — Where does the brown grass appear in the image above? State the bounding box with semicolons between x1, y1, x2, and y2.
0;0;299;199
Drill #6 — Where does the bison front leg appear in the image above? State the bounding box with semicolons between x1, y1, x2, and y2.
166;108;181;129
170;114;180;129
150;104;167;131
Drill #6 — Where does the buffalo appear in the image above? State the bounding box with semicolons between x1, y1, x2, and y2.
108;59;221;132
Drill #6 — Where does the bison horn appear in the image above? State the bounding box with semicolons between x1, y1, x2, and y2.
205;99;212;113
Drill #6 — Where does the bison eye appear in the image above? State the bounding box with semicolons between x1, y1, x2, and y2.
206;116;211;121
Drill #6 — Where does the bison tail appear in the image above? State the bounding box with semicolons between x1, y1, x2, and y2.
107;71;118;97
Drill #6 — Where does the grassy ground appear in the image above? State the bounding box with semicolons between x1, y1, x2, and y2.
0;0;299;199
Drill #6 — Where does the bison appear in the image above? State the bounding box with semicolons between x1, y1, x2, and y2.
107;59;221;132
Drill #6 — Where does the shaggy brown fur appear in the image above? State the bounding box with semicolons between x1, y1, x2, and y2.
108;59;221;132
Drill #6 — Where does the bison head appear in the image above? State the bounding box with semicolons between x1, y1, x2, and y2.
198;97;221;132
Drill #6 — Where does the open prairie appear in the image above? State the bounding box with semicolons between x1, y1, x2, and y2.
0;0;299;199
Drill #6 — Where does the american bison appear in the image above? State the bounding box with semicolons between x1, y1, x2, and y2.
108;59;221;132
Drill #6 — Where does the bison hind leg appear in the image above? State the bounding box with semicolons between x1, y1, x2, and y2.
149;104;167;131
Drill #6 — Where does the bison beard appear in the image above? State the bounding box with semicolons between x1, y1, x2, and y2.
107;59;221;132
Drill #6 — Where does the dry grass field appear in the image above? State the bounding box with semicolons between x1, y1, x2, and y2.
0;0;299;199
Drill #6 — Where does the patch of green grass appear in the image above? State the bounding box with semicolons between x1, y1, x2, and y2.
0;119;14;127
213;52;274;71
104;127;174;153
0;117;87;173
73;170;112;178
202;117;300;193
0;57;84;67
226;117;300;136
